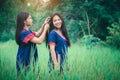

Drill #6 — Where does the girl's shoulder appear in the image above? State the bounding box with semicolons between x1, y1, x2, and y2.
49;30;57;37
21;29;32;35
49;30;56;34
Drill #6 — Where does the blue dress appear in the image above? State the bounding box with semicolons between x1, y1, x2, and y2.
48;30;68;72
16;30;38;73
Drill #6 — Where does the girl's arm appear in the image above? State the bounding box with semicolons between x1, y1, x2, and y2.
49;44;59;68
30;24;49;44
35;17;51;36
35;23;46;37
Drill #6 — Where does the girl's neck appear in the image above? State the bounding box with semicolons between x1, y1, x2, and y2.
55;29;62;35
23;25;29;30
55;28;61;32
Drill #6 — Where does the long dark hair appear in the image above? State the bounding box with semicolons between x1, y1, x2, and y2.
46;13;71;47
15;12;29;45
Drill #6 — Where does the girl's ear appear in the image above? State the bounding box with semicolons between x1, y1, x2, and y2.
24;20;26;24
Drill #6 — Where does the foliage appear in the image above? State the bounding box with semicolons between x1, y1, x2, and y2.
0;0;16;41
80;35;104;47
0;0;51;41
0;0;120;43
53;0;120;41
106;18;120;49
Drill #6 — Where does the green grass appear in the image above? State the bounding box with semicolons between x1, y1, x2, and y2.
0;40;120;80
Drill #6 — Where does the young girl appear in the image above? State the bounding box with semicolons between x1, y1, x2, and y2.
46;13;71;73
15;11;50;75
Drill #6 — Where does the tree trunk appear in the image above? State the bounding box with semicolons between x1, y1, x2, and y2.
85;9;90;35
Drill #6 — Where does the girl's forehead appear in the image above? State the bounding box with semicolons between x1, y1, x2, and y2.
53;15;60;19
27;15;31;19
28;15;31;17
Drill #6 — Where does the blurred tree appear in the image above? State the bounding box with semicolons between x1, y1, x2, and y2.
0;0;120;43
0;0;52;41
51;0;120;42
107;18;120;49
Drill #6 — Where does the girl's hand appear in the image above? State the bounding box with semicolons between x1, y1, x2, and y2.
44;16;51;24
54;62;60;71
44;23;50;31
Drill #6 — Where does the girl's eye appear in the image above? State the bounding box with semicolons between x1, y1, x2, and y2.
53;20;57;22
58;19;61;21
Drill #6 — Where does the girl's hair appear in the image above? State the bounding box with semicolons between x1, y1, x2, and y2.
46;13;71;47
15;12;29;45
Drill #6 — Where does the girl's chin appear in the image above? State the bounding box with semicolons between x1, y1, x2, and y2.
28;24;32;26
56;26;61;29
55;27;61;30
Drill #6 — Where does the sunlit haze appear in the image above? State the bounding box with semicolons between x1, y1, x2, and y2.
42;0;49;3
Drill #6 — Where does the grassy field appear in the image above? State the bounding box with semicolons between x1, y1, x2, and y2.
0;40;120;80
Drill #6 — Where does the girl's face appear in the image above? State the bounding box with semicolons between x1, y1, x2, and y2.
24;15;32;26
52;15;62;29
